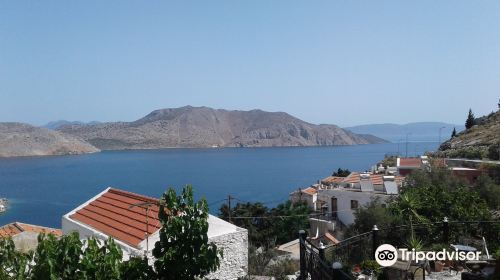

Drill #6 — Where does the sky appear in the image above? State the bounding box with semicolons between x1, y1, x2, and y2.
1;1;499;127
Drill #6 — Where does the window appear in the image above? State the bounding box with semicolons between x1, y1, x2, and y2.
350;200;359;209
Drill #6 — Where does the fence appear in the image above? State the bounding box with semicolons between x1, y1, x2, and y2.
298;219;500;280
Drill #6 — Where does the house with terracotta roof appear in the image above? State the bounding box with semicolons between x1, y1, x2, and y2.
289;186;319;210
0;222;62;252
397;157;425;176
62;187;248;280
316;172;403;226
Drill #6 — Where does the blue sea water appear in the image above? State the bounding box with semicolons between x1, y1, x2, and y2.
0;142;438;228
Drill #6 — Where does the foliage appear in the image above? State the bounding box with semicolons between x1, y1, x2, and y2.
0;237;32;279
359;260;381;276
264;257;299;280
475;175;500;210
347;198;395;238
246;245;298;280
487;141;500;160
219;200;310;247
120;257;156;280
349;168;498;249
153;185;221;280
465;108;475;129
269;200;310;245
332;168;351;177
451;127;457;138
220;202;274;247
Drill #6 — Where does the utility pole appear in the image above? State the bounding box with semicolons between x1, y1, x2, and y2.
228;195;233;223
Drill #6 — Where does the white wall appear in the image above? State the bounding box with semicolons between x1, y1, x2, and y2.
206;228;248;280
317;189;392;225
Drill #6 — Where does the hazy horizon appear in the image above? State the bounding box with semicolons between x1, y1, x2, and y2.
1;1;499;127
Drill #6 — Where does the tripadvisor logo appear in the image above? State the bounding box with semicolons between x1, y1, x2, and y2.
375;244;398;267
374;244;482;267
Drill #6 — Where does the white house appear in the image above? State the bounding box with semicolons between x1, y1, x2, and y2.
289;186;319;210
62;187;248;280
317;173;403;226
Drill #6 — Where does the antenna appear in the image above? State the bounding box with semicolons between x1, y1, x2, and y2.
129;201;156;257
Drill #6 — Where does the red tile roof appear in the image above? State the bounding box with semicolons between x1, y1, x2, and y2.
0;222;62;238
301;187;317;195
321;176;345;184
399;158;422;168
70;188;161;248
343;172;360;184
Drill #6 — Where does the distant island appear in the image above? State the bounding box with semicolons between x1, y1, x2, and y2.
57;106;388;150
345;122;463;143
0;123;100;157
0;106;388;157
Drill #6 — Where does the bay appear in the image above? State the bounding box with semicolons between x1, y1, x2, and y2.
0;142;438;228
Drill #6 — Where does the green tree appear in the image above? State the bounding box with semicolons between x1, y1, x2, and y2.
487;141;500;160
120;257;156;280
465;108;475;129
0;237;32;279
451;127;457;138
219;202;274;247
153;185;221;279
475;175;500;210
269;200;310;245
332;168;351;177
348;198;396;237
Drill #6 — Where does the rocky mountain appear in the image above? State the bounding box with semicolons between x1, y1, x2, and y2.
345;122;463;142
0;123;100;157
58;106;387;150
439;110;500;159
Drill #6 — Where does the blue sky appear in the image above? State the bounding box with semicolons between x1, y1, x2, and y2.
1;1;499;127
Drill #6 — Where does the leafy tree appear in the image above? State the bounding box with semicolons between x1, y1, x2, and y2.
219;202;273;247
31;232;125;280
0;237;32;279
153;185;221;279
269;200;310;245
120;257;156;280
451;127;457;138
475;175;500;210
347;198;396;237
465;108;475;129
488;141;500;160
332;168;351;177
219;200;310;247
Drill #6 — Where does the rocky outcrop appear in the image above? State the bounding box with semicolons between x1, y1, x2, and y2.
439;110;500;159
0;123;100;157
58;106;387;150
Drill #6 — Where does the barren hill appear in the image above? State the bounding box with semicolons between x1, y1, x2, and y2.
0;123;100;157
58;106;387;150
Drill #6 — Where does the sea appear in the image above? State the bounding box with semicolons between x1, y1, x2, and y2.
0;142;438;228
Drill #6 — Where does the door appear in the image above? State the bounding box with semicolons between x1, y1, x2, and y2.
331;197;337;219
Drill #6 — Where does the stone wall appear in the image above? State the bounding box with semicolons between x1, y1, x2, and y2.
207;228;248;280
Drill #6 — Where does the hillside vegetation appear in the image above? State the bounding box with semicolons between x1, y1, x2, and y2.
439;109;500;160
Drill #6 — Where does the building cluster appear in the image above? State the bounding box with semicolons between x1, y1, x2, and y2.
288;156;487;243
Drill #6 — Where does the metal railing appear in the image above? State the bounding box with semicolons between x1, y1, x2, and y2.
298;219;500;279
